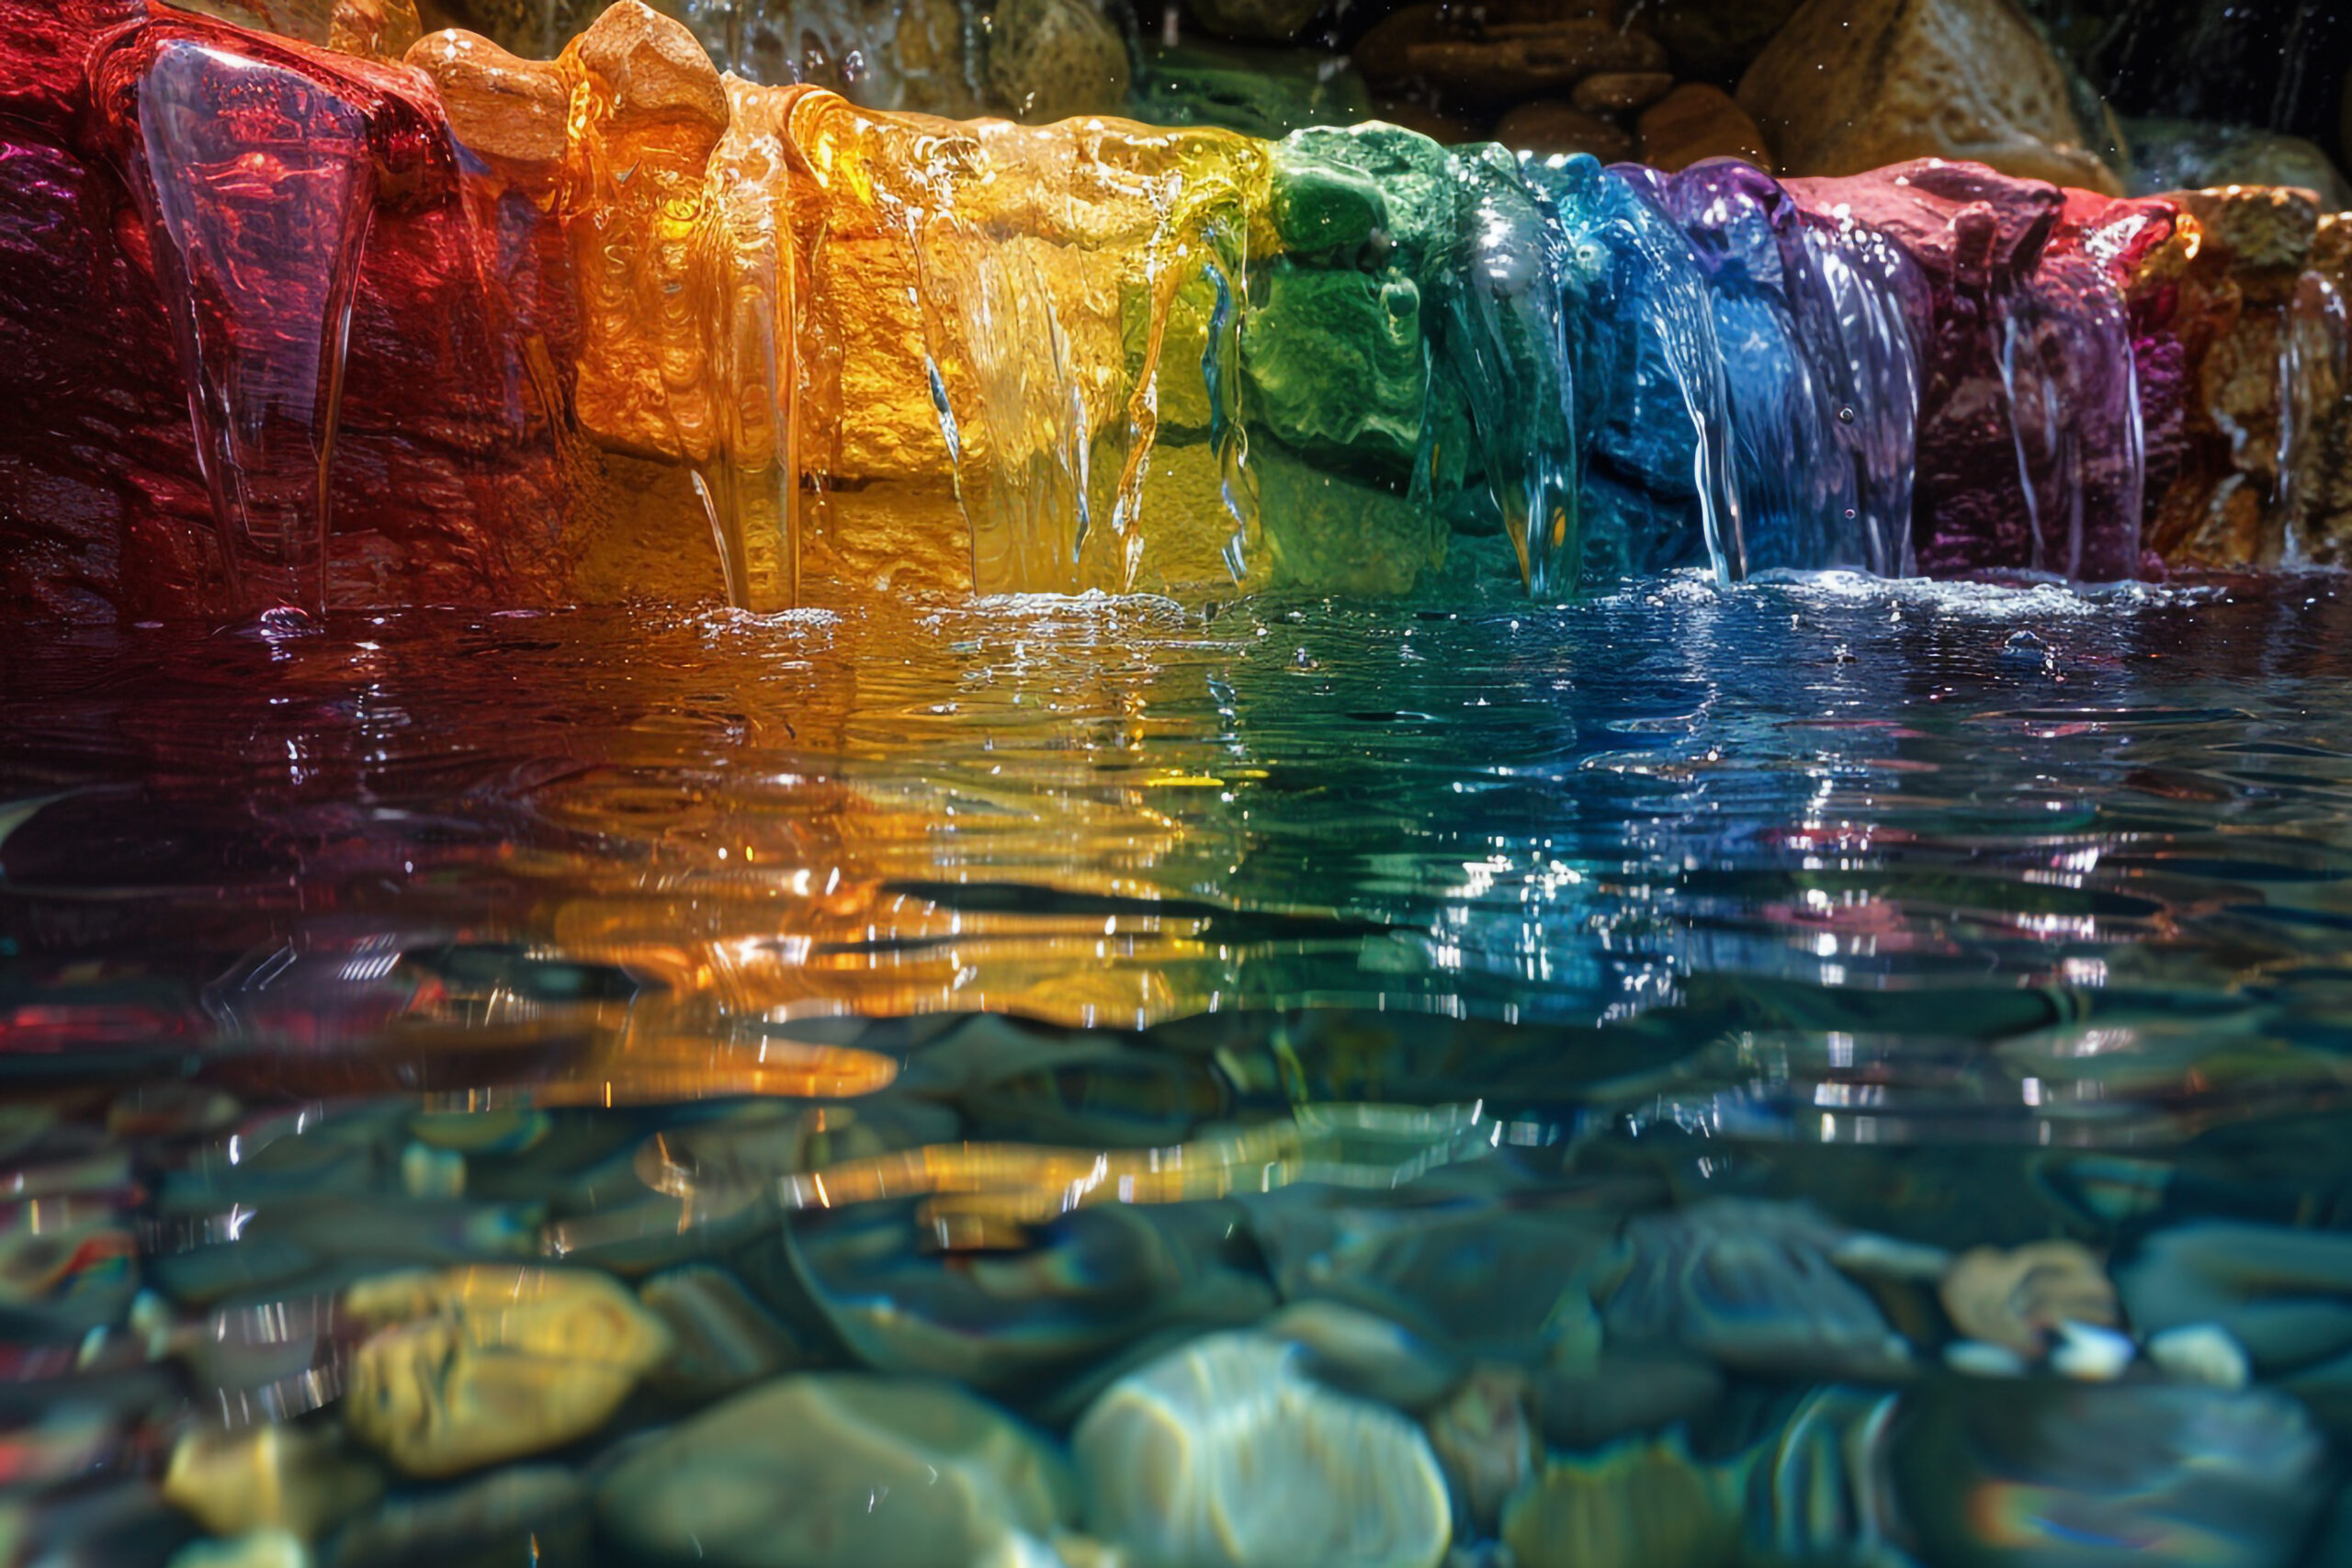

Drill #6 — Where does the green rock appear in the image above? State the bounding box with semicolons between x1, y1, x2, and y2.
1243;264;1425;472
1127;41;1374;140
1275;124;1456;279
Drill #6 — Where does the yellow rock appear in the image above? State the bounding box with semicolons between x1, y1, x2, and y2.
343;1266;673;1478
1939;1240;2117;1359
163;1423;384;1541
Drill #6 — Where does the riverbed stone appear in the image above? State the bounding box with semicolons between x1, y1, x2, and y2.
343;1266;673;1478
596;1374;1075;1568
1075;1331;1452;1568
1737;0;2123;194
1938;1240;2116;1359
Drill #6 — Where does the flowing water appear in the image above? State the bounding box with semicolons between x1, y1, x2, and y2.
9;573;2352;1564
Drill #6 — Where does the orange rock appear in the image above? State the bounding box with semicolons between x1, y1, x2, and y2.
1495;100;1633;163
405;29;570;186
1736;0;2122;196
1635;83;1770;173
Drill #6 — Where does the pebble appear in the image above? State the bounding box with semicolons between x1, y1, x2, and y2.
1494;102;1633;162
343;1266;672;1477
1499;1434;1741;1568
597;1373;1074;1568
1261;1301;1464;1412
1937;1240;2117;1359
167;1530;311;1568
2147;1322;2252;1389
1075;1332;1452;1568
1634;84;1772;175
325;1465;589;1568
1424;1366;1534;1534
163;1422;383;1540
2048;1318;2136;1381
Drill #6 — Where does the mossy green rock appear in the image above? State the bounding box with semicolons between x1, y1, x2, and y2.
1128;41;1374;140
1243;264;1424;471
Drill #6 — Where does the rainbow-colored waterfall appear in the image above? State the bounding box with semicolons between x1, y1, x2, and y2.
2;0;2347;619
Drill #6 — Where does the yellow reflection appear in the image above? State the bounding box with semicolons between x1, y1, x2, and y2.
769;1100;1489;1231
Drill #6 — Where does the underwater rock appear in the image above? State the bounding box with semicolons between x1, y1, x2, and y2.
1498;1433;1741;1568
1737;0;2122;194
639;1264;809;1401
1424;1365;1535;1534
2118;1222;2352;1383
987;0;1130;122
324;1465;590;1568
1074;1331;1453;1568
597;1374;1074;1568
1938;1241;2117;1359
168;1530;310;1568
903;1014;1227;1147
781;1198;1276;1393
342;1265;673;1477
1531;1349;1724;1450
1243;1187;1626;1363
1600;1200;1917;1380
1634;85;1770;173
1892;1375;2328;1568
1261;1300;1466;1412
164;1423;385;1541
1494;102;1633;162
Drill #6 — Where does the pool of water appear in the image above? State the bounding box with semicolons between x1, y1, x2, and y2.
7;572;2352;1566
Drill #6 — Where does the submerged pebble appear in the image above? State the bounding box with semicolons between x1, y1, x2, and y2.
1075;1331;1453;1568
342;1266;672;1477
597;1373;1074;1568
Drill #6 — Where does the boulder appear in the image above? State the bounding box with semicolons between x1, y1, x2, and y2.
988;0;1130;122
1737;0;2123;195
1075;1332;1453;1568
1495;100;1634;162
1571;70;1672;115
1186;0;1326;43
1634;83;1770;173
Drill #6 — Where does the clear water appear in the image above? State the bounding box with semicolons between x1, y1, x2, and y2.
9;573;2352;1566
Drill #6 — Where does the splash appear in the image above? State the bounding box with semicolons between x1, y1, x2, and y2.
8;0;2352;619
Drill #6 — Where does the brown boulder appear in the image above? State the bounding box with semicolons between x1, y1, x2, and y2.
1635;82;1770;172
1572;70;1673;115
1645;0;1806;84
1186;0;1326;42
1495;99;1633;161
1736;0;2123;196
1354;6;1666;107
